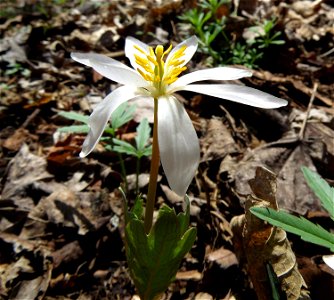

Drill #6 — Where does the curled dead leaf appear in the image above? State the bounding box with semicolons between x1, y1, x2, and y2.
231;166;310;300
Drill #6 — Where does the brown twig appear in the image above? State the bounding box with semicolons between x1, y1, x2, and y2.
298;82;318;141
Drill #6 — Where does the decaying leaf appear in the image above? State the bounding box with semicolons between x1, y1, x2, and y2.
2;128;37;152
0;233;52;300
201;118;240;162
1;144;53;211
231;166;310;300
231;109;334;215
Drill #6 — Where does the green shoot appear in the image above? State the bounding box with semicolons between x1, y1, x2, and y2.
247;19;285;49
178;2;285;68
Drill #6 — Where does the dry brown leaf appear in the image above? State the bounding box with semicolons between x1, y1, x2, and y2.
0;233;52;300
281;0;333;43
194;292;214;300
201;118;240;162
2;128;37;151
1;144;53;211
22;188;101;237
205;247;238;270
230;104;334;216
231;166;310;300
252;70;333;107
176;270;202;281
232;135;328;214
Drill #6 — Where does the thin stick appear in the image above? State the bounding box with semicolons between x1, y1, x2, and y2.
298;82;318;140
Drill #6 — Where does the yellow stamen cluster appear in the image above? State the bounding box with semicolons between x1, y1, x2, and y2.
134;43;187;95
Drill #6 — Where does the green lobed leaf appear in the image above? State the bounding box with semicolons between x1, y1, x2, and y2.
129;196;144;221
58;111;89;123
141;146;152;157
250;207;334;252
125;201;196;300
301;166;334;220
126;219;152;268
111;102;136;130
112;138;137;156
177;195;191;235
57;124;89;133
135;118;151;154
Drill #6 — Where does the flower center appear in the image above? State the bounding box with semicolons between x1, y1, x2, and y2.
134;43;187;96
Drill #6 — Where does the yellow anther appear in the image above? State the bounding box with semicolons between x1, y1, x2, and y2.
147;55;158;66
169;59;184;67
164;44;172;56
149;47;155;57
134;45;147;55
171;46;187;60
137;68;153;81
134;54;149;66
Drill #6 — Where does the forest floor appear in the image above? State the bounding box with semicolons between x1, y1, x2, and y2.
0;0;333;299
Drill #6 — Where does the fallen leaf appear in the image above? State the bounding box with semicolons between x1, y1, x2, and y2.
2;128;37;151
231;166;310;300
176;270;202;281
0;233;52;300
1;144;53;211
201;118;240;162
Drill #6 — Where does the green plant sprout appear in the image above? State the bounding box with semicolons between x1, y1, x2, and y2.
178;1;285;68
247;19;285;49
178;1;228;64
4;63;31;77
230;43;263;69
199;0;230;15
251;167;334;252
58;102;152;194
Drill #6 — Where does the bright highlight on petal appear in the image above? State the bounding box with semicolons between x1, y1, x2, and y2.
71;52;147;87
181;84;288;108
125;36;151;71
169;67;252;91
158;95;200;196
165;36;198;69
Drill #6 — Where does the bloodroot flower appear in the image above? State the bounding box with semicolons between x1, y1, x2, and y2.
71;36;287;196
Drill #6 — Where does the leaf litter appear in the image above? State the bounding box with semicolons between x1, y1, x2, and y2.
0;0;333;299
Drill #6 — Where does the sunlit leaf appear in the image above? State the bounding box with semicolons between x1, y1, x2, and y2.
250;207;334;252
57;125;89;133
301;166;334;220
58;111;89;123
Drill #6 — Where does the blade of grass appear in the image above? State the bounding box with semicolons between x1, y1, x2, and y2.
301;167;334;220
250;207;334;252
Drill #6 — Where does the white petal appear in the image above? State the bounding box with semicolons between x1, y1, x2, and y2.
125;36;151;71
80;86;148;157
165;36;198;68
323;255;334;271
158;95;200;196
169;67;252;91
72;52;128;69
71;52;146;87
180;84;288;108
